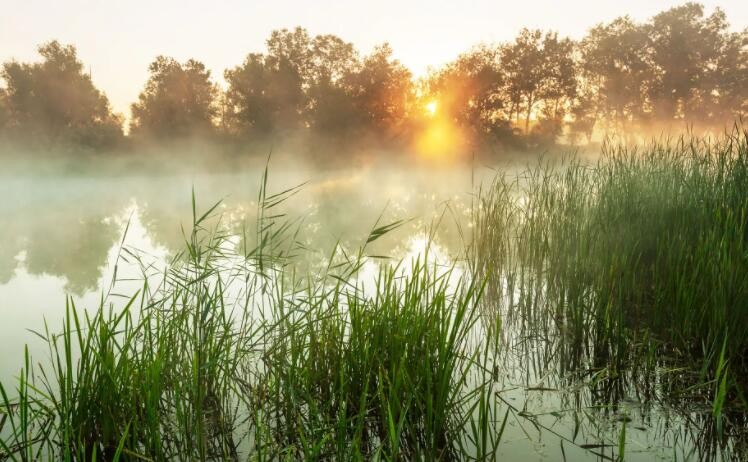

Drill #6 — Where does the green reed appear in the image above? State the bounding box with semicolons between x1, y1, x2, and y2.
0;179;503;460
473;126;748;401
3;127;747;460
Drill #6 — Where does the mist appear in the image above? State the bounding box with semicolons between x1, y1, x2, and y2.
0;3;745;166
2;2;748;460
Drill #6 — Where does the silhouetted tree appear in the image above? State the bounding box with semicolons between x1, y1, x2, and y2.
0;87;9;134
4;3;746;154
573;3;747;136
428;46;511;144
306;34;360;134
0;41;122;149
226;31;412;142
130;56;217;139
224;28;310;136
345;44;413;138
568;94;597;145
500;30;576;137
579;17;651;135
531;34;577;144
646;3;730;123
709;28;748;122
266;27;315;82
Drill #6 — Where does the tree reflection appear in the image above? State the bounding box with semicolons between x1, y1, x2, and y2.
23;214;117;294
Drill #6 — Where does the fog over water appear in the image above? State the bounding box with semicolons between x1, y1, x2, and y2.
0;151;490;373
2;147;740;460
1;2;746;457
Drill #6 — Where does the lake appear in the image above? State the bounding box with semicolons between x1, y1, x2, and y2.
0;157;744;460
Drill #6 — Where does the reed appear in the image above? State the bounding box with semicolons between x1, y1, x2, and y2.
0;182;503;460
472;125;748;401
3;127;748;460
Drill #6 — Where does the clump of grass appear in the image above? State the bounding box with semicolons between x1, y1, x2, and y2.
0;180;503;460
252;259;501;459
473;126;748;401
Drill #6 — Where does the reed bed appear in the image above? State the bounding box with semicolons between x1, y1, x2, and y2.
0;182;503;460
2;128;748;460
472;126;748;406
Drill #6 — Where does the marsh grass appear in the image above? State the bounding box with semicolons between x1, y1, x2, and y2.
0;174;504;460
3;127;748;460
472;126;748;414
252;260;503;460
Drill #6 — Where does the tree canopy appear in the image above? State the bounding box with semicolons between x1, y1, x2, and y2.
577;3;747;137
223;28;412;142
130;56;218;139
1;3;746;154
0;41;122;150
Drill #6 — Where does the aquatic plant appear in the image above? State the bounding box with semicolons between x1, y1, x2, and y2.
473;125;748;406
0;183;503;460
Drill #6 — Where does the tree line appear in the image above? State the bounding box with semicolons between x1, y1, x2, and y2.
0;3;745;155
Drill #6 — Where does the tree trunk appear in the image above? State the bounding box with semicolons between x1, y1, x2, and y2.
524;94;534;135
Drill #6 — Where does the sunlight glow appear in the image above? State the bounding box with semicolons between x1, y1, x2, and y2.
415;119;466;163
425;100;438;117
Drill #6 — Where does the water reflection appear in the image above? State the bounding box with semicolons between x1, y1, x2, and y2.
3;163;745;460
23;215;118;293
0;166;477;297
478;277;748;461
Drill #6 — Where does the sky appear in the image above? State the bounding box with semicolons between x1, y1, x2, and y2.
1;0;746;117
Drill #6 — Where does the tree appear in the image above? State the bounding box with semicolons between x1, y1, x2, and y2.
500;29;576;137
225;28;368;137
579;16;652;134
428;45;510;143
646;3;731;123
265;27;314;83
225;30;413;142
0;87;9;134
1;41;122;149
224;28;311;136
701;25;748;123
531;33;577;143
719;28;748;121
568;94;597;144
130;56;217;139
306;34;360;134
345;44;413;137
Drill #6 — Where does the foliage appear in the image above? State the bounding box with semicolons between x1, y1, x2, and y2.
224;29;413;142
0;3;746;152
577;3;748;137
500;29;577;137
0;186;503;460
130;57;218;139
0;41;122;150
428;46;511;143
473;126;748;395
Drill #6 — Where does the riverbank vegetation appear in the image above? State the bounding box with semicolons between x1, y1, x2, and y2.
473;125;748;421
0;184;503;460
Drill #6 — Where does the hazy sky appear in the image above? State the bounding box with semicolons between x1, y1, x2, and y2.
2;1;746;117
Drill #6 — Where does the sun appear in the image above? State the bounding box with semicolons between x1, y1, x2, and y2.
425;100;438;117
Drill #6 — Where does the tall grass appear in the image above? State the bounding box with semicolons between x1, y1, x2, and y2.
473;126;748;400
253;259;503;459
0;179;503;460
3;127;748;460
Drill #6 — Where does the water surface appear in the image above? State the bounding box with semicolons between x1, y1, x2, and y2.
0;159;743;460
